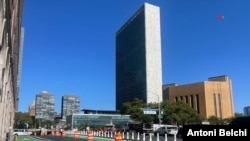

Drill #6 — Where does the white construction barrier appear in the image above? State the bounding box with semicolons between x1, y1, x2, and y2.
165;133;168;141
137;132;140;140
149;133;152;141
157;133;160;141
126;132;129;139
174;133;177;141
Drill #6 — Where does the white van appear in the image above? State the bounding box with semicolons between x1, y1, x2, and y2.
165;125;178;135
153;124;165;132
154;125;178;136
13;129;32;136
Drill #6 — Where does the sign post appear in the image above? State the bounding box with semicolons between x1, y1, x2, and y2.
157;114;163;119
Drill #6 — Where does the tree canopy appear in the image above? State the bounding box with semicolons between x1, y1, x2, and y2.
14;112;33;129
161;101;203;125
121;98;203;125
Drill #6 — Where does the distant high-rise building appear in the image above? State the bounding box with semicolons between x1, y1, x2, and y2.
0;0;24;140
116;2;162;110
61;94;80;120
244;106;250;116
28;101;35;117
163;75;235;119
35;91;55;121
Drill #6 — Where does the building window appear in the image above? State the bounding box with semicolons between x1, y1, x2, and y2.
196;94;200;113
213;93;217;117
190;95;194;108
180;96;183;101
218;93;222;119
175;97;178;102
185;95;188;104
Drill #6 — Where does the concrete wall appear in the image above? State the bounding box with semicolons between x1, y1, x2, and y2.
144;3;163;104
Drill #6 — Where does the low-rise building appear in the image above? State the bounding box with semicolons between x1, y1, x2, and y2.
66;109;132;130
163;75;234;119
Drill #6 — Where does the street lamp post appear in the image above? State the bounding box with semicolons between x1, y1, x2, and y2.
157;95;161;125
148;91;162;125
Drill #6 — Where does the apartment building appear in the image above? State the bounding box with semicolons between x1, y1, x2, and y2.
35;91;55;121
61;94;80;120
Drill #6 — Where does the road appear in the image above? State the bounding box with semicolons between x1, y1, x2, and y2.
24;134;183;141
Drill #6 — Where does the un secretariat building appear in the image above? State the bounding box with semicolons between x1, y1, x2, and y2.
116;3;163;110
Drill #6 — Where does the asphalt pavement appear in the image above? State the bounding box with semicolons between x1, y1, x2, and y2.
27;134;183;141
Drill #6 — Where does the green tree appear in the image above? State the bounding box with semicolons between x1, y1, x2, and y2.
161;101;203;125
222;117;234;125
121;98;145;122
42;120;53;129
235;113;244;117
207;116;223;125
121;98;203;125
78;123;88;131
32;118;40;128
14;112;33;129
121;98;158;123
141;114;154;123
207;113;242;125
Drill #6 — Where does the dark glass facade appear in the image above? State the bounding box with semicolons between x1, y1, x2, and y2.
116;6;147;110
66;114;132;130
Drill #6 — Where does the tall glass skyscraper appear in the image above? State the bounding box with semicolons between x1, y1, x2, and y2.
35;91;55;121
116;3;163;110
61;94;80;120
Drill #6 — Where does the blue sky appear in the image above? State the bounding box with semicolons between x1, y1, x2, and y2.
20;0;250;114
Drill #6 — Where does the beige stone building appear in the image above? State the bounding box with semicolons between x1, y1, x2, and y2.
0;0;24;140
29;101;36;117
163;75;234;119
